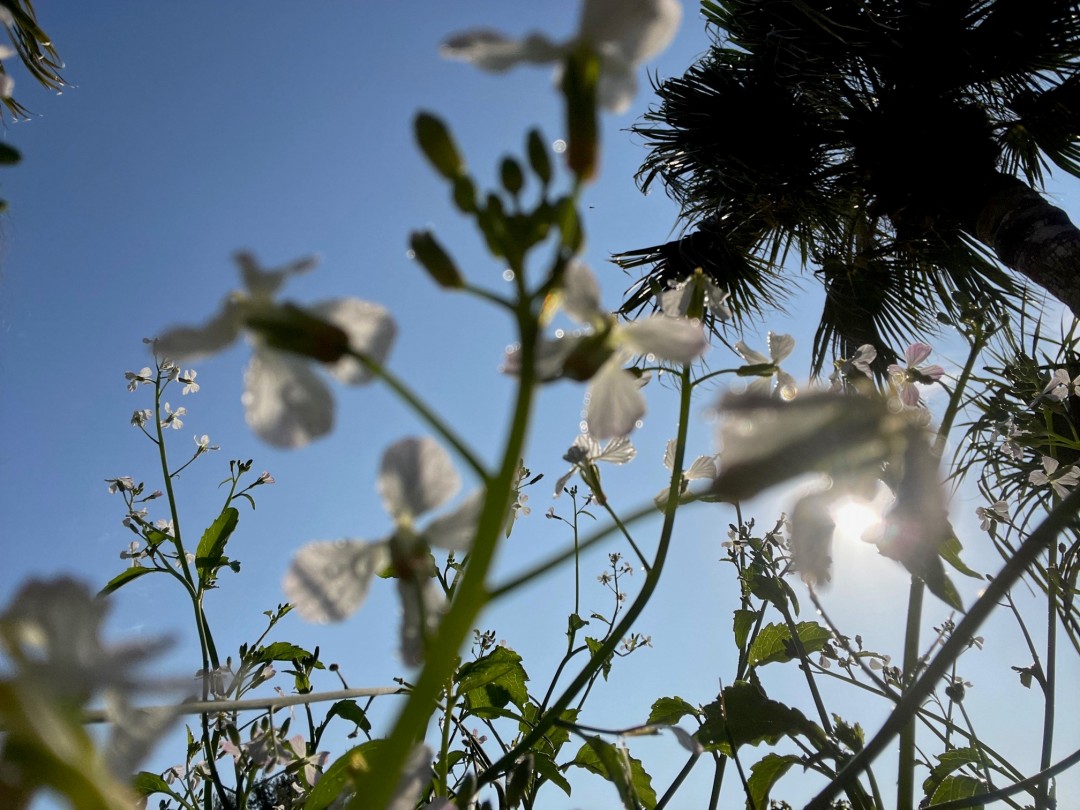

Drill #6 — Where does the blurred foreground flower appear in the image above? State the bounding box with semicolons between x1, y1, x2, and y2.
505;261;707;437
156;252;396;448
441;0;682;113
284;437;482;665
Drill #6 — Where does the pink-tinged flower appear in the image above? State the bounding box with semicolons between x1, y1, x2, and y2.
887;342;945;407
1034;367;1080;406
156;252;396;448
441;0;682;113
829;345;877;391
284;437;482;665
735;333;798;400
1028;456;1080;499
976;500;1009;531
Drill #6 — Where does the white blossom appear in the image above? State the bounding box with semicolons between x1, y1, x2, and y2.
553;432;636;497
887;342;944;407
735;333;798;400
1028;456;1080;499
441;0;682;113
156;252;396;448
284;437;482;665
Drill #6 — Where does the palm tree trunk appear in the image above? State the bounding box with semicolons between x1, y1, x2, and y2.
972;173;1080;317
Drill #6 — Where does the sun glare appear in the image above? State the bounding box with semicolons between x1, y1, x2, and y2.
830;496;884;545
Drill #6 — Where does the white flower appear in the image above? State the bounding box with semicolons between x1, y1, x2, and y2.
441;0;682;113
156;252;396;448
284;437;482;665
976;500;1009;531
1028;456;1080;499
0;577;169;701
887;342;944;407
179;369;200;395
130;409;152;428
659;270;732;322
735;332;798;400
106;476;136;494
194;434;219;454
1034;367;1080;406
125;367;154;392
553;433;636;498
662;438;718;481
508;262;707;438
161;402;185;430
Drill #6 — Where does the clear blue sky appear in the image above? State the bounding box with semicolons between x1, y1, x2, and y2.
1;3;1077;807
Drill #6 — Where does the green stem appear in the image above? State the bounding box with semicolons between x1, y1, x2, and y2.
478;363;695;787
897;575;924;810
351;349;488;482
806;483;1080;808
348;296;539;810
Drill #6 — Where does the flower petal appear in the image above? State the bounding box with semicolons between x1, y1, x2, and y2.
579;0;682;65
235;251;318;299
378;437;461;522
398;578;445;667
283;540;389;623
685;455;719;480
735;340;769;366
243;349;334;448
440;30;561;72
594;436;636;464
596;57;638;114
562;260;603;323
768;332;795;363
309;298;397;385
424;489;484;551
905;342;933;366
586;362;646;438
156;301;242;363
621;315;707;362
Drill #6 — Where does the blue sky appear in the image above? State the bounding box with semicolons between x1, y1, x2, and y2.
1;3;1078;807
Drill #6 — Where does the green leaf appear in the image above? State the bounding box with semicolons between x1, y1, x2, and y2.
414;112;464;180
325;700;371;734
570;737;656;809
586;636;613;680
747;622;832;667
733;609;757;650
98;566;156;597
939;532;981;578
930;774;988;805
409;230;464;289
746;753;800;809
532;750;572;797
695;681;824;756
452;175;477;213
132;770;178;799
195;507;239;582
305;740;386;810
922;748;990;798
647;696;698;726
526;129;552;186
0;143;20;165
250;642;315;664
455;646;529;711
506;752;534;807
520;703;578;755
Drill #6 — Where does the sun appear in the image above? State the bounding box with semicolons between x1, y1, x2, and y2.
830;496;885;546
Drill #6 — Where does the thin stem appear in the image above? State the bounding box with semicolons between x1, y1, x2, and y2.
897;575;925;810
349;349;488;482
806;483;1080;808
655;751;701;810
478;363;696;787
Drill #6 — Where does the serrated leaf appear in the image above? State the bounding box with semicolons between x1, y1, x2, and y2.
746;753;800;809
98;566;156;597
695;681;824;756
195;507;239;582
647;696;698;726
570;737;656;809
930;774;988;805
455;646;529;711
747;622;832;667
922;747;988;797
520;703;578;755
250;642;314;664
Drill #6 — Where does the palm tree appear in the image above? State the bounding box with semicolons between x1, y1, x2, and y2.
616;0;1080;371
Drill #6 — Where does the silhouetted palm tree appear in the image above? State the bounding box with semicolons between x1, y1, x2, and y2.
617;0;1080;371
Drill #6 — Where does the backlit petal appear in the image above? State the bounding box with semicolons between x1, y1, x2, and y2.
579;0;682;65
156;300;242;363
283;540;389;623
621;315;707;362
586;362;646;438
243;349;334;448
309;298;397;385
440;30;561;72
378;437;461;523
424;489;484;551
